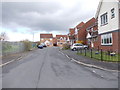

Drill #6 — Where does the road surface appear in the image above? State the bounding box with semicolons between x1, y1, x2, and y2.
2;47;118;88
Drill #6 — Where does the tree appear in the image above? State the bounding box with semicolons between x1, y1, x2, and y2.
0;32;8;41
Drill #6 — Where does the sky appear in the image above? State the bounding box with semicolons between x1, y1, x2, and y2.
0;0;100;41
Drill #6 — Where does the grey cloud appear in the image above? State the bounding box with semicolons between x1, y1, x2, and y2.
1;1;98;32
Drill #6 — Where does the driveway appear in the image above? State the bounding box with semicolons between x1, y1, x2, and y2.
2;47;118;88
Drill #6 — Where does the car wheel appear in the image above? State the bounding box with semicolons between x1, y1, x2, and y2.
73;48;76;51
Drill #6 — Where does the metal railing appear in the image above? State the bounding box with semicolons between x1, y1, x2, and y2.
77;48;119;62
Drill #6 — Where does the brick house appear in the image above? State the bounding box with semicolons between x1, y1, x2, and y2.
56;35;68;47
77;19;98;45
68;22;85;45
95;0;120;53
75;22;85;43
86;18;98;48
68;28;76;45
53;37;57;46
40;34;53;46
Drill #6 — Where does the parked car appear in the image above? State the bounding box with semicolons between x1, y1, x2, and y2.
38;45;43;49
70;43;88;51
41;43;47;47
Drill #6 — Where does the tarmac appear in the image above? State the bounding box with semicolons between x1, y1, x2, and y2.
1;48;120;72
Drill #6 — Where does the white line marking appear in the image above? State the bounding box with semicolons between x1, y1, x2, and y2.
0;56;23;67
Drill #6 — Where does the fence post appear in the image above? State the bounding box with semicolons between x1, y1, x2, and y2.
101;49;103;61
85;49;86;56
91;49;92;58
80;48;82;54
77;48;79;54
98;46;99;52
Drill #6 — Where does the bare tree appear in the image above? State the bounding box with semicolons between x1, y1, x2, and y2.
0;32;8;41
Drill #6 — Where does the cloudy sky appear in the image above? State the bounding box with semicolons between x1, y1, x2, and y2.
1;0;100;41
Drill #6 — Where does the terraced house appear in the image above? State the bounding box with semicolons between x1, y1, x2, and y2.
40;34;53;46
56;35;68;47
95;0;120;53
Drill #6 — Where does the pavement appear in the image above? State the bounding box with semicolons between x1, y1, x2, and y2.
2;47;119;88
60;49;120;71
1;48;37;66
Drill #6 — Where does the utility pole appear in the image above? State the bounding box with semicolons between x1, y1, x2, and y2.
33;32;34;42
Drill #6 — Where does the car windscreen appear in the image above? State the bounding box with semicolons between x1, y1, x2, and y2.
74;44;83;46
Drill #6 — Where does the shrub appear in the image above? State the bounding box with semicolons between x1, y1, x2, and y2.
62;43;70;50
21;40;32;51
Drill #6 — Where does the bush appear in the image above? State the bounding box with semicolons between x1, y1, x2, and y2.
62;43;70;50
21;40;32;51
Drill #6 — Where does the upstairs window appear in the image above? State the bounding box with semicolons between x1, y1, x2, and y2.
100;13;108;26
111;8;115;19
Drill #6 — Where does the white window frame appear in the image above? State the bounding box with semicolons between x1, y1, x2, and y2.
75;28;77;34
101;33;113;45
64;37;66;40
60;37;63;40
100;13;108;26
111;8;115;19
41;38;44;40
50;38;52;41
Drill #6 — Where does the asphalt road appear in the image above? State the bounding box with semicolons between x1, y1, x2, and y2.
2;47;118;88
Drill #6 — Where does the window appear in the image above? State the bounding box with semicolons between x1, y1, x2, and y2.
64;37;66;40
50;38;52;41
111;8;115;19
60;37;63;40
41;38;44;41
101;13;108;26
101;33;112;45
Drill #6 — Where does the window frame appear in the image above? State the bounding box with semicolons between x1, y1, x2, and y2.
101;33;113;45
100;12;108;26
111;8;115;19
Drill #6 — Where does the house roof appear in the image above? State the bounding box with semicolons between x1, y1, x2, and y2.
95;0;119;18
56;35;67;39
76;22;85;29
69;28;75;35
95;0;103;18
86;33;91;39
83;18;97;29
40;34;53;38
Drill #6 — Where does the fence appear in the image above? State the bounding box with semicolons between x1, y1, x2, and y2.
77;48;120;62
1;41;36;56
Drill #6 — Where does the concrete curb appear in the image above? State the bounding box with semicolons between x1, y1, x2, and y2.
59;50;120;72
0;53;28;67
0;48;37;67
0;56;23;67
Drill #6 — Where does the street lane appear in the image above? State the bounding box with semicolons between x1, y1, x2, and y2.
2;47;118;88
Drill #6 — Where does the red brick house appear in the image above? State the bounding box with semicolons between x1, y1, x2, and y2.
75;22;85;43
86;18;98;49
77;19;98;45
53;37;57;46
56;35;68;47
95;0;120;53
68;28;76;45
68;22;85;45
40;34;53;46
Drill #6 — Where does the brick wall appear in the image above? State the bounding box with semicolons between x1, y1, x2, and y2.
97;31;119;53
69;28;75;35
118;29;120;54
78;18;97;45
